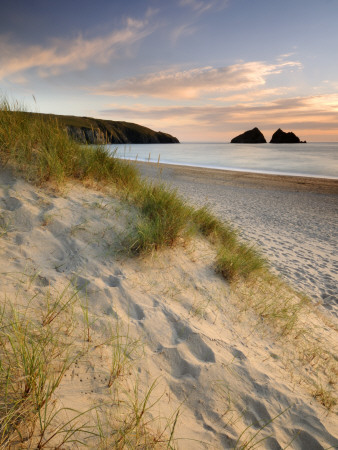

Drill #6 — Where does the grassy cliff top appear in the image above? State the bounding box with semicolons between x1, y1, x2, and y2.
21;111;180;144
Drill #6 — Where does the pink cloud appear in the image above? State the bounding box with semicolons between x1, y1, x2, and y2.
0;18;154;81
100;93;338;141
95;61;302;100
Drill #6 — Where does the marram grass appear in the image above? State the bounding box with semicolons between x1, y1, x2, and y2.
0;98;336;449
0;98;139;190
0;97;265;281
128;182;193;253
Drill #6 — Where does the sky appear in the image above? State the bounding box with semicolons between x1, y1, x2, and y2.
1;0;338;142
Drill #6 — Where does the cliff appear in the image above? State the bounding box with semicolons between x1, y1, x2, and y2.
231;127;266;143
21;112;180;144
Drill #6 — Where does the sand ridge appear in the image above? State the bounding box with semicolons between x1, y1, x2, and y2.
0;168;337;448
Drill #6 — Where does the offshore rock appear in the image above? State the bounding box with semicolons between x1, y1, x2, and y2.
231;127;266;144
270;128;303;143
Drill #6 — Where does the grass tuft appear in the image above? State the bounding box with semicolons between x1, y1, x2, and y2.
193;205;237;246
127;183;193;254
216;243;265;281
312;383;337;410
0;298;76;447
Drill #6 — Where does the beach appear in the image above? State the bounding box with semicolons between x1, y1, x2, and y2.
2;0;338;445
1;165;337;448
138;162;338;316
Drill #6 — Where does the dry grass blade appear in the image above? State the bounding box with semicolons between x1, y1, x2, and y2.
0;299;73;447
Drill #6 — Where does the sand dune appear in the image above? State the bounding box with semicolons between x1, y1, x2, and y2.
138;162;338;317
0;167;337;449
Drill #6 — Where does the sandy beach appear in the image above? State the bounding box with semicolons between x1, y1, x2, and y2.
1;166;337;448
137;162;338;317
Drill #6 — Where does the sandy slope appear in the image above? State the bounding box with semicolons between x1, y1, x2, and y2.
0;168;337;449
137;162;338;317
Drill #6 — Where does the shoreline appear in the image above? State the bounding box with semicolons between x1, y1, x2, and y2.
135;160;338;195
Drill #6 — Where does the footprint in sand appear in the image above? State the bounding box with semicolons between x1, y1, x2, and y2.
230;347;247;361
103;275;122;287
292;430;327;450
2;196;22;211
171;319;215;363
243;397;272;428
160;347;201;379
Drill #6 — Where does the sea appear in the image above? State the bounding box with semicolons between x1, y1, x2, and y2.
106;142;338;179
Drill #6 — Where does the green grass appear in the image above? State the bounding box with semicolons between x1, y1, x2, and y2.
1;97;266;281
127;182;193;253
0;97;337;446
0;286;179;448
0;98;139;190
216;243;265;281
192;205;237;245
0;97;265;282
0;297;77;447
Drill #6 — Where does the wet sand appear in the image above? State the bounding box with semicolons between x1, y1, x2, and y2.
137;162;338;315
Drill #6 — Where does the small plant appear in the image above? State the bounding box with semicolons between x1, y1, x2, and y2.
108;322;141;387
41;212;55;227
41;283;78;327
312;384;337;410
216;243;265;281
127;182;193;254
70;219;88;236
234;407;290;449
0;212;12;237
80;297;94;343
0;298;76;447
97;379;178;448
193;205;237;246
36;405;97;448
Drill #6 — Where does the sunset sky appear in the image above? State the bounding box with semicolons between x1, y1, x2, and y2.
1;0;337;142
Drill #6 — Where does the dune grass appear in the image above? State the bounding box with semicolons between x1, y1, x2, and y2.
0;97;337;447
0;98;139;190
0;295;78;447
127;182;193;253
0;284;180;448
0;97;264;282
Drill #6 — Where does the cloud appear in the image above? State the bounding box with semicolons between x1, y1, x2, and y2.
212;87;294;103
95;60;302;100
100;93;338;141
179;0;229;15
171;23;198;44
172;0;228;44
0;17;154;81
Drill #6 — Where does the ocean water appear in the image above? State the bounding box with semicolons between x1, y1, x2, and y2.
107;142;338;179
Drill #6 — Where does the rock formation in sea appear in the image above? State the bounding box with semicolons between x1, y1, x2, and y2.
270;128;305;143
231;127;266;144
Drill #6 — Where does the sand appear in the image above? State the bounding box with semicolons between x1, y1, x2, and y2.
137;162;338;317
1;167;337;449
